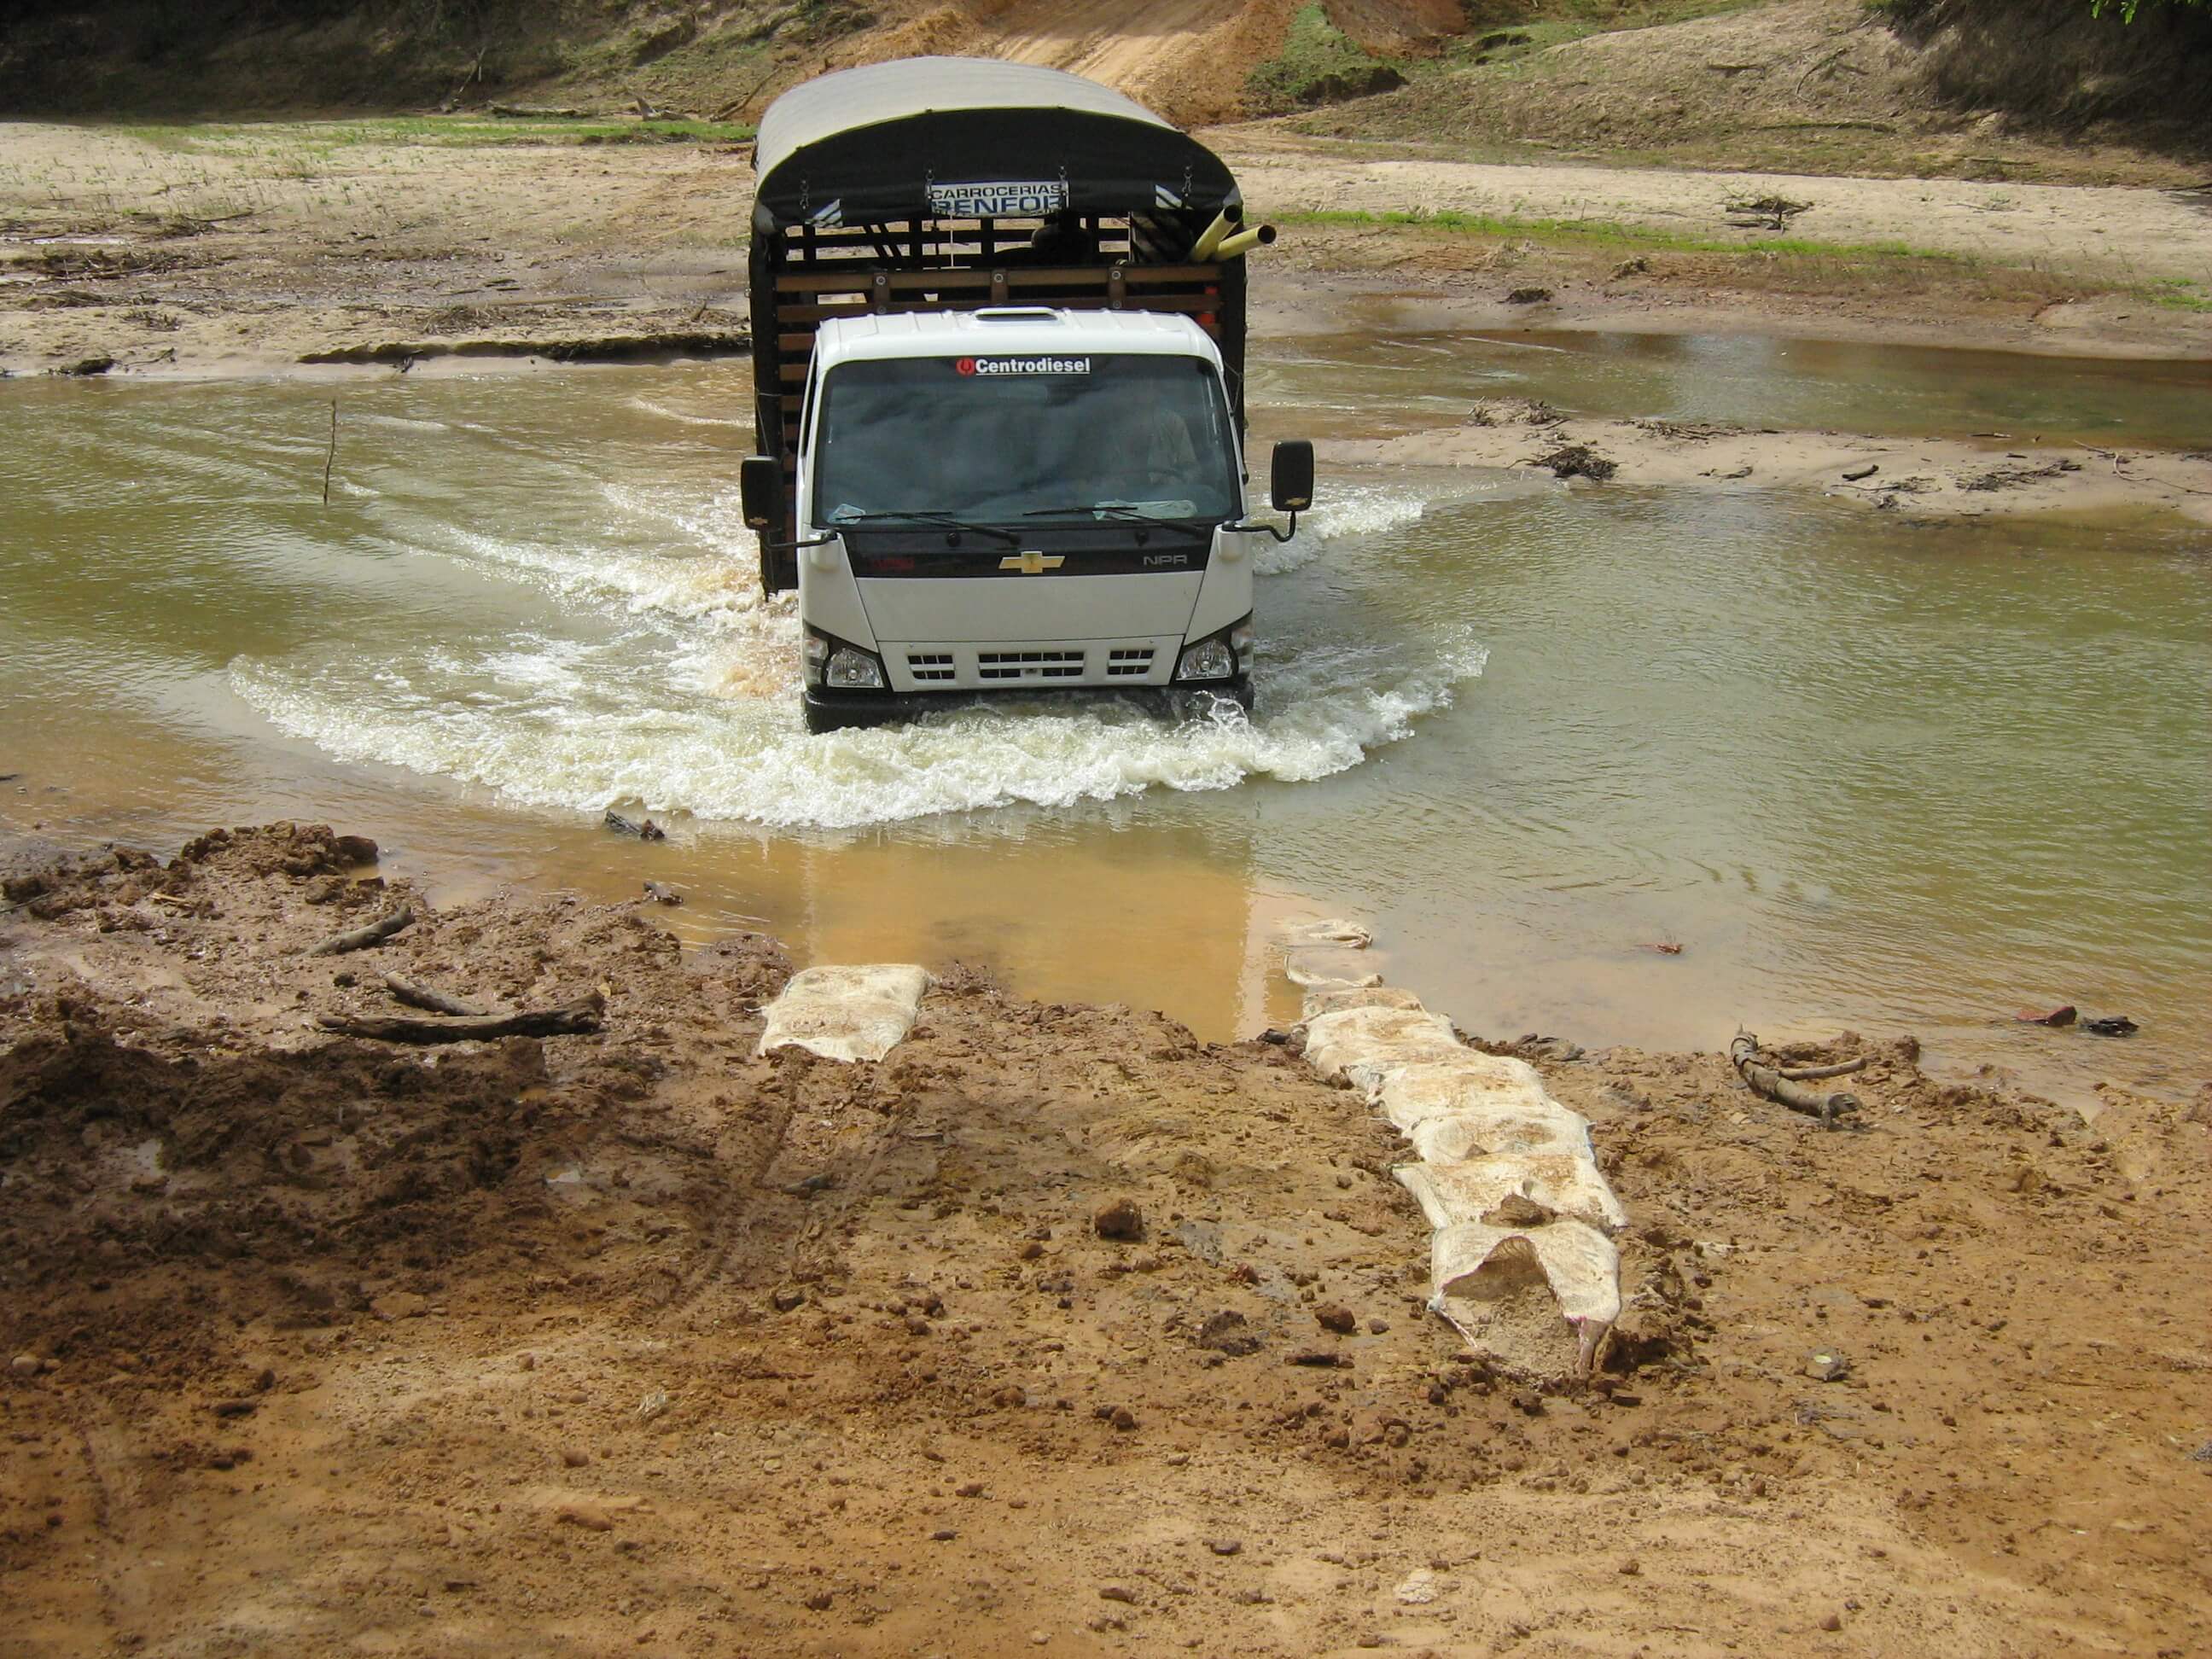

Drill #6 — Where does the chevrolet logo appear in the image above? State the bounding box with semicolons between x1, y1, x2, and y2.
998;550;1065;574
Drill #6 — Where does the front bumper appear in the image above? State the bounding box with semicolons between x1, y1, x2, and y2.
804;674;1252;733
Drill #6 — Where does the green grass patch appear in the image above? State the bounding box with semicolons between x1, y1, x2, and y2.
1248;4;1406;114
2144;277;2212;312
1279;206;1976;263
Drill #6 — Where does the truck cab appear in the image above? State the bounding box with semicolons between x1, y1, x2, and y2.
774;307;1285;730
740;57;1309;731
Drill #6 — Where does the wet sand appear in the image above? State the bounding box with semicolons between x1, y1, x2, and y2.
1325;407;2212;527
2;824;2207;1656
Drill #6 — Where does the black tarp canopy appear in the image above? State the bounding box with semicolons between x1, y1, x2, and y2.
751;57;1240;230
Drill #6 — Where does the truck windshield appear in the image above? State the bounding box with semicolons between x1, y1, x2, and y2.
812;353;1240;527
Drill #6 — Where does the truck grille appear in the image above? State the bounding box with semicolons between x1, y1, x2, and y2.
977;649;1085;682
905;652;955;683
1105;648;1155;678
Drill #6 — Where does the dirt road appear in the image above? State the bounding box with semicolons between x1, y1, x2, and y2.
3;825;2207;1656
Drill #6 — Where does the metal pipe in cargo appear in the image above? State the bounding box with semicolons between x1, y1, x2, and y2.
1214;224;1277;260
1189;207;1243;262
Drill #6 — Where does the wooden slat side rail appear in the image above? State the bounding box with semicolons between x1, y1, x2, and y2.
772;263;1225;296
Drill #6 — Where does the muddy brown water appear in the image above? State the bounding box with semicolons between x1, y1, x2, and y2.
2;331;2205;1109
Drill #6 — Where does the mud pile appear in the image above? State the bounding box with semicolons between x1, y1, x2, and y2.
3;824;2206;1656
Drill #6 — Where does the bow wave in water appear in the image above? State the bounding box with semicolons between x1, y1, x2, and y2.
230;476;1482;830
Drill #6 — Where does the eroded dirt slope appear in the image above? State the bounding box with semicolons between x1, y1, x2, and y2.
2;824;2207;1656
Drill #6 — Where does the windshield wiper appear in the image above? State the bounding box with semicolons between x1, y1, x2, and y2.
830;509;1020;545
1020;504;1201;527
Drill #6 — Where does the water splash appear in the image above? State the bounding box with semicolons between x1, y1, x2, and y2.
233;473;1482;830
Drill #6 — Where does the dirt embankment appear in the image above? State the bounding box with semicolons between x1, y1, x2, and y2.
3;823;2207;1656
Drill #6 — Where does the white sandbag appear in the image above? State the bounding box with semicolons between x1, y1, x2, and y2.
1284;948;1382;990
1406;1103;1592;1165
1300;983;1427;1020
1396;1151;1629;1232
757;964;932;1062
1291;969;1627;1379
1301;1004;1466;1095
1278;917;1373;949
1430;1219;1622;1374
1374;1055;1552;1132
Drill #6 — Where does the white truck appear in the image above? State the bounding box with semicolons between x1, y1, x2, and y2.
738;57;1311;733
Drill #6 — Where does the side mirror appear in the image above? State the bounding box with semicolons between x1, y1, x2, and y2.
1269;439;1314;514
740;455;784;533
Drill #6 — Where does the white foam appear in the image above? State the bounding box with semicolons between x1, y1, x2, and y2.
623;397;753;428
231;625;1487;831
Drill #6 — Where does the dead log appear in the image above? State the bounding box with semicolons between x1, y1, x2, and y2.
317;993;602;1045
1778;1057;1867;1081
306;904;412;957
1730;1033;1861;1128
381;972;490;1017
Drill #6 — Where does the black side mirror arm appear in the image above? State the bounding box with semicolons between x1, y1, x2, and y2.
1220;513;1298;544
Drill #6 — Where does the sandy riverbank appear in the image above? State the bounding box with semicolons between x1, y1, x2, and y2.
4;119;2211;383
1323;403;2212;527
3;823;2206;1656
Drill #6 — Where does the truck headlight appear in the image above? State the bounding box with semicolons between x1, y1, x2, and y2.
1175;614;1253;683
1175;637;1236;682
825;645;885;690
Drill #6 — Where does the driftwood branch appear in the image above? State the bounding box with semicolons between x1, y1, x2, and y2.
317;993;602;1045
1731;1033;1861;1128
306;904;413;957
1778;1057;1867;1081
381;972;490;1017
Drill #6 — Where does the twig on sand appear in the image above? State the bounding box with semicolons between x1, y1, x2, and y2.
381;972;491;1017
306;904;412;957
1731;1033;1861;1129
317;993;603;1045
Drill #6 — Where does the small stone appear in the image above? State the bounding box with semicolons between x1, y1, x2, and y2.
1196;1310;1260;1356
211;1400;257;1419
1806;1350;1852;1382
1109;1406;1138;1432
1819;1612;1842;1632
1018;1240;1045;1261
771;1287;806;1313
1208;1538;1243;1557
519;1352;537;1371
905;1315;932;1336
1618;1557;1641;1576
957;1481;986;1498
992;1384;1027;1408
1164;1452;1190;1467
11;1353;43;1378
1029;1633;1049;1646
1394;1568;1437;1604
562;1448;590;1468
636;1390;671;1423
931;1528;957;1541
555;1505;614;1532
1094;1198;1144;1241
370;1291;428;1321
1366;1318;1388;1335
1098;1584;1138;1604
805;1591;833;1611
1315;1305;1357;1335
1511;1388;1545;1416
